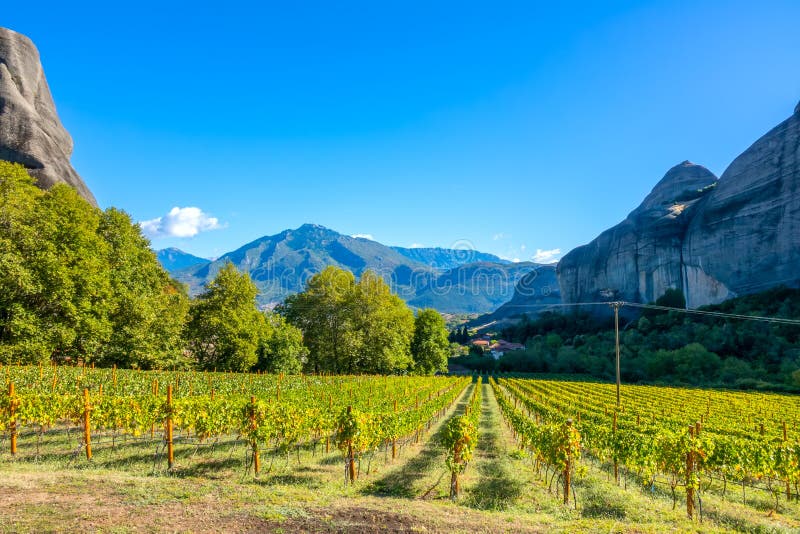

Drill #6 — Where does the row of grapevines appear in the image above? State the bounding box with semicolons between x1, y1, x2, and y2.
499;377;800;514
440;377;482;499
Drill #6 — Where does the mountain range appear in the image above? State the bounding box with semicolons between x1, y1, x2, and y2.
156;248;210;272
164;224;540;314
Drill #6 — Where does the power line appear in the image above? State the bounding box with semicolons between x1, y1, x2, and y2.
494;301;800;325
624;302;800;326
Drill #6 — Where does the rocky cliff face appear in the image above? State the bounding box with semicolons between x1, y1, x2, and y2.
682;103;800;307
0;27;95;204
557;103;800;308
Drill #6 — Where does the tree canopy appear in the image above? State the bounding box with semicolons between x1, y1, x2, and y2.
0;161;188;368
411;308;450;375
282;266;416;374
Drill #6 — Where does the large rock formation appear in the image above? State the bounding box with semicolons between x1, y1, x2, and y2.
557;102;800;308
682;102;800;307
558;161;718;304
0;27;95;204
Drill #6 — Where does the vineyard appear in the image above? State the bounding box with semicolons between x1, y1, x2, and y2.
3;364;800;532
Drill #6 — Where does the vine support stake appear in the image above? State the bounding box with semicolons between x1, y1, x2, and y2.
686;425;695;519
564;419;573;505
346;405;356;483
166;385;174;469
610;301;623;408
392;399;397;460
450;444;461;500
613;411;619;485
9;383;17;455
250;395;260;476
83;388;92;460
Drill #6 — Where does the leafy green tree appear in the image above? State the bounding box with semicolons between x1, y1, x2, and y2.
656;288;687;309
352;270;414;374
255;313;307;374
282;266;360;373
0;161;191;368
186;263;266;371
411;308;450;375
0;163;114;364
0;162;47;362
96;208;190;369
282;266;415;374
460;326;469;343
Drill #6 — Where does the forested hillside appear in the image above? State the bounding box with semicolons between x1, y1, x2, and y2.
457;287;800;390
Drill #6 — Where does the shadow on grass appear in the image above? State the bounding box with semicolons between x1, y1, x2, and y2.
171;457;242;478
361;386;473;499
464;384;524;511
254;473;325;489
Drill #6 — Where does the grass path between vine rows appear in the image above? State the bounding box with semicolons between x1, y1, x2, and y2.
359;381;475;499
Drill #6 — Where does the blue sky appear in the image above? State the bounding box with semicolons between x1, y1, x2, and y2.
5;1;800;262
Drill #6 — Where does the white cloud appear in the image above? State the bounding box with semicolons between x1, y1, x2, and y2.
409;243;425;248
492;232;510;241
532;248;562;264
351;233;375;240
140;207;223;239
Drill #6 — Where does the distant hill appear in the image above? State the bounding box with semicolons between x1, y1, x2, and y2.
391;246;510;270
172;224;536;314
156;248;210;272
468;265;562;329
407;261;542;314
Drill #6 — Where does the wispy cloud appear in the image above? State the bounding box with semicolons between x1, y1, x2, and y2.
532;248;562;264
409;243;425;248
492;232;510;241
351;233;375;240
140;207;223;239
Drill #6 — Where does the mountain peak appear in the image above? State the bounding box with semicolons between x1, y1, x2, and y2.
636;161;717;213
297;223;333;232
170;225;538;314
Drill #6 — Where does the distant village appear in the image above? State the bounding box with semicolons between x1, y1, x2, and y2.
470;335;524;360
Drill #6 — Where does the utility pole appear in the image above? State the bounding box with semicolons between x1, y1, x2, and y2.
610;301;623;408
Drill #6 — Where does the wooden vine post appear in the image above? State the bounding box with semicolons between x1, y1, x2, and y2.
8;383;17;455
392;399;397;460
83;388;92;460
151;379;158;439
686;424;695;519
346;406;356;483
166;385;174;469
613;411;619;484
326;395;332;454
450;443;461;499
415;397;420;444
563;419;573;505
784;421;791;499
250;396;260;475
